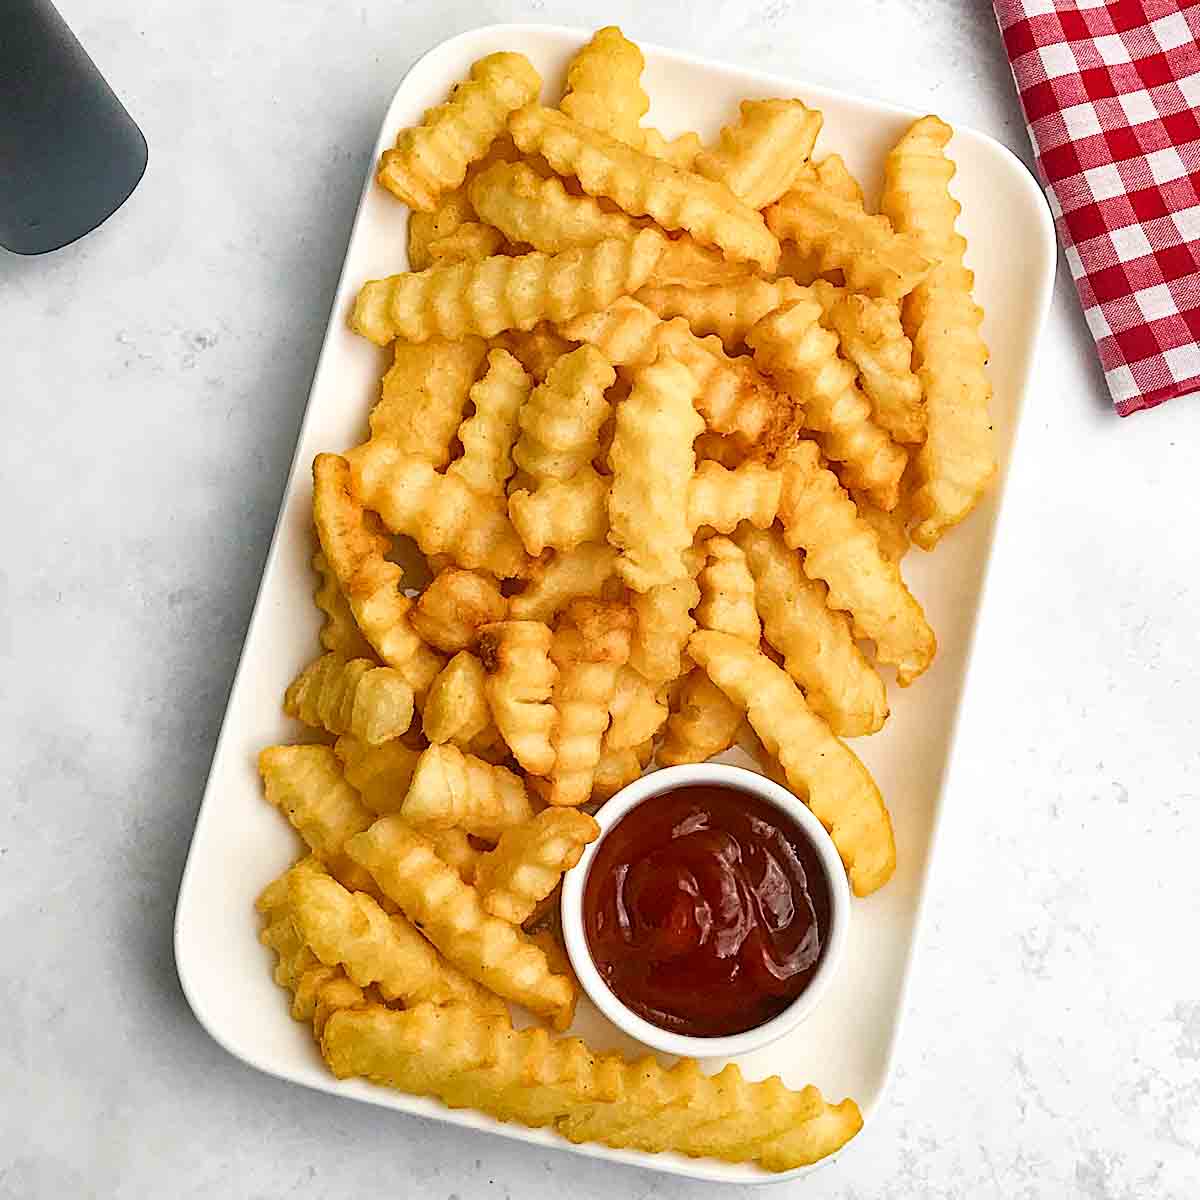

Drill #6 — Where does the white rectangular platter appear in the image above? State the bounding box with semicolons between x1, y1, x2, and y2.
174;22;1056;1185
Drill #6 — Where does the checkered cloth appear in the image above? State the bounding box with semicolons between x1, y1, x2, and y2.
994;1;1200;415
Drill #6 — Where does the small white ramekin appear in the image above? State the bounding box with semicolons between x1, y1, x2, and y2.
560;762;850;1060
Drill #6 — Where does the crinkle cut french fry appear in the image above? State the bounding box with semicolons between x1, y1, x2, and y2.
409;186;475;272
422;651;493;748
345;819;576;1027
608;353;705;592
688;631;895;896
288;866;505;1015
513;345;615;483
258;744;380;896
592;736;653;800
334;735;421;816
312;455;444;696
545;601;634;806
426;827;485;884
560;298;789;454
605;664;669;749
695;536;760;645
411;567;507;654
734;525;888;737
881;115;995;549
446;349;532;499
765;180;931;301
777;440;935;686
628;562;701;687
749;300;908;512
369;337;488;469
508;543;619;622
560;25;649;143
852;488;911;565
426;222;507;265
509;105;780;271
322;1003;861;1168
636;276;807;352
658;668;743;766
509;467;610;557
400;743;532;841
285;653;414;746
470;160;642;253
351;230;666;346
377;52;541;211
824;292;925;446
476;807;600;922
346;440;527;579
646;235;752;287
489;324;578;382
686;460;782;534
478;620;559;776
694;99;822;210
312;550;376;661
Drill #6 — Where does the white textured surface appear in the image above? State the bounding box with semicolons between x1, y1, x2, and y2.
2;2;1198;1198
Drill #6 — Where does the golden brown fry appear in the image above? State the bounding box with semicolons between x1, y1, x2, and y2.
852;488;911;564
636;276;806;353
426;827;485;884
766;180;930;300
881;115;995;548
749;300;908;511
694;98;822;209
323;1003;861;1168
351;231;666;346
476;808;600;922
447;348;532;498
489;324;577;382
513;345;616;482
369;340;492;470
478;620;559;775
559;25;649;144
646;235;752;287
561;298;788;453
378;52;541;210
824;291;925;446
508;543;619;622
695;536;760;644
509;105;780;271
778;441;936;685
658;668;743;766
400;743;531;840
426;222;506;265
605;664;669;749
686;460;782;533
422;651;493;747
592;737;653;800
471;160;642;253
608;353;704;591
811;153;865;205
312;454;444;695
258;744;378;894
288;867;505;1015
735;525;888;736
689;631;895;895
312;550;375;661
545;601;634;806
411;568;508;654
346;440;527;579
334;735;421;815
638;126;704;170
345;819;576;1027
409;186;475;271
284;653;415;745
509;467;609;557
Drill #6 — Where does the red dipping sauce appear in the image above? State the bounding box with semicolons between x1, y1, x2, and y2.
582;784;831;1038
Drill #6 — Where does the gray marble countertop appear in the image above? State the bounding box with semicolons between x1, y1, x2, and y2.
4;2;1200;1197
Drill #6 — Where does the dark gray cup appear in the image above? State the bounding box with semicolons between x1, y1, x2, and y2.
0;0;148;254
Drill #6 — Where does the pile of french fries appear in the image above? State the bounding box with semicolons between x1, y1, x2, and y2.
255;26;996;1171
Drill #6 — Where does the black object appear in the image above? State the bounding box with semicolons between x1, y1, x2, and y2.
0;0;147;254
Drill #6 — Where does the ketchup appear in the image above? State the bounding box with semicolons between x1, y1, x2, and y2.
582;784;830;1038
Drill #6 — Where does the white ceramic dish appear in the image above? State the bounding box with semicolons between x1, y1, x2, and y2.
560;763;851;1061
174;22;1056;1186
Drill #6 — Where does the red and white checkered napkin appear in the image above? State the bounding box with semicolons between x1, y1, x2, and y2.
994;0;1200;415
